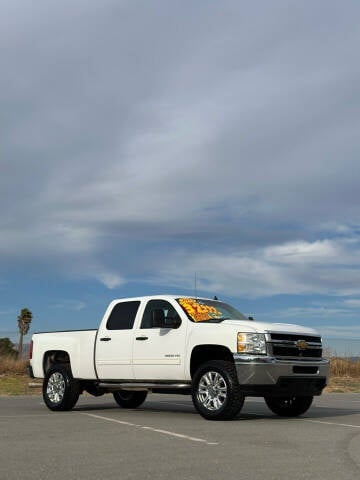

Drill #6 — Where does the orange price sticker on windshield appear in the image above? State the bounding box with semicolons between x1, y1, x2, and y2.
179;298;221;322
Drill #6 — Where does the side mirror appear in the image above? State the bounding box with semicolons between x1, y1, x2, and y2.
152;309;165;328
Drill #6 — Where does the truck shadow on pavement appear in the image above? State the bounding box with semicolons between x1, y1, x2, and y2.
73;399;360;421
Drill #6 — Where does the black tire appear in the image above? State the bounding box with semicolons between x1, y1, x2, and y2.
192;360;244;420
113;390;148;408
264;396;313;417
43;364;80;411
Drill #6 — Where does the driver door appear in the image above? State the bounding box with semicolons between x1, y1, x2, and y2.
132;299;187;380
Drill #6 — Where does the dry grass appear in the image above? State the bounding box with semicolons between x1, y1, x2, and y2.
0;355;28;375
328;356;360;377
0;376;39;395
325;376;360;393
324;355;360;392
0;355;41;395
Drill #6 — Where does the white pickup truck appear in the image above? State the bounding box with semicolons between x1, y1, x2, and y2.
29;295;329;420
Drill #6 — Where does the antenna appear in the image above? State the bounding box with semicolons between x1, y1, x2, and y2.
194;272;197;299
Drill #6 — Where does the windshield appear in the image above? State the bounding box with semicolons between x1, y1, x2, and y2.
176;297;247;323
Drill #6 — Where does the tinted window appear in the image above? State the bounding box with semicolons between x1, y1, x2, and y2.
141;300;181;329
106;301;140;330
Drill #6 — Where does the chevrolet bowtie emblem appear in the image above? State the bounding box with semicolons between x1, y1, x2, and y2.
296;340;309;350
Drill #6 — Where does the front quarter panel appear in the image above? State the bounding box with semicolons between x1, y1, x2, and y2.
185;323;244;378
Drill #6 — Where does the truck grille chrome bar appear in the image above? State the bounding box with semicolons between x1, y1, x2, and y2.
267;333;323;359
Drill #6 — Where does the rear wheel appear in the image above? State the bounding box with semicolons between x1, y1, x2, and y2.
113;390;148;408
192;360;244;420
43;364;80;411
264;396;313;417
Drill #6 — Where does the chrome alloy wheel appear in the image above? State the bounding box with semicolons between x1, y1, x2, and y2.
197;371;228;411
46;372;66;404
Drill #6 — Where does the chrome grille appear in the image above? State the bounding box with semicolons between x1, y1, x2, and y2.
268;333;322;359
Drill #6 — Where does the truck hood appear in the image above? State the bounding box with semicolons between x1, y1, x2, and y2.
221;319;320;336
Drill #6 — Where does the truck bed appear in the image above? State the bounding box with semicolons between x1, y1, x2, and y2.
31;330;98;379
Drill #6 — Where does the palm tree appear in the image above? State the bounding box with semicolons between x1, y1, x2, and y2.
17;308;32;358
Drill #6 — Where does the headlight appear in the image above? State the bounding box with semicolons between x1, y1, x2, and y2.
237;333;267;355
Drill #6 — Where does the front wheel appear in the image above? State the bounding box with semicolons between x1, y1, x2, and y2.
264;396;313;417
192;360;244;420
43;364;80;411
113;390;148;408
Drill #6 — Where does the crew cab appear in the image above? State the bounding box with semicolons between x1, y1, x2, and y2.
29;295;329;420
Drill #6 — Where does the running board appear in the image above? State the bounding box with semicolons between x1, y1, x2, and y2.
98;382;191;392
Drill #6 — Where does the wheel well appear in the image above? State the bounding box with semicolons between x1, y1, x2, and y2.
190;345;234;377
43;350;71;375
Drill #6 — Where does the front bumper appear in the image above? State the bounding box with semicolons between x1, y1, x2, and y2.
233;354;329;397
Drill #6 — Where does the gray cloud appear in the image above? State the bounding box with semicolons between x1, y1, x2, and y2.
1;1;360;293
148;237;360;297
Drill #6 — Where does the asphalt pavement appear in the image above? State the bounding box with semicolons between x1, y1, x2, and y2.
1;392;359;480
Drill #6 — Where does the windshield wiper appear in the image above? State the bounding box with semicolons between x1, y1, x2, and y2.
211;317;231;323
194;317;231;324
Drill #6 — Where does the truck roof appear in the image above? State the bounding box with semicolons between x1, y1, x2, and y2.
109;294;214;302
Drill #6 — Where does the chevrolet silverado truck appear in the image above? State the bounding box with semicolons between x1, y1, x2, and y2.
29;295;329;420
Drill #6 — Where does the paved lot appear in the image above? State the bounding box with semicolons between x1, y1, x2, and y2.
0;393;359;480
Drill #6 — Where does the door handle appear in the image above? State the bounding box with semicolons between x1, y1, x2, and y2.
136;336;148;341
100;337;112;341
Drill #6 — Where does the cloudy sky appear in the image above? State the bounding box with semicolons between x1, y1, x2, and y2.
1;0;360;352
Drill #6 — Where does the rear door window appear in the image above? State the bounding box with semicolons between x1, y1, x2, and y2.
106;301;140;330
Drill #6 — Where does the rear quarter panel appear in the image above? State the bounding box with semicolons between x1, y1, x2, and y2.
30;330;98;379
